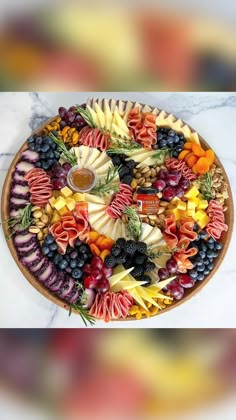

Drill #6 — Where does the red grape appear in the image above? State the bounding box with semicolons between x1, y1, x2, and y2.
58;107;67;118
162;186;176;201
75;115;86;127
68;106;76;112
91;256;104;271
96;277;110;293
102;266;113;278
166;171;181;187
179;178;190;191
53;178;67;189
84;275;98;289
83;264;92;274
63;162;72;172
175;186;184;198
65;111;75;124
178;274;194;288
153;179;166;192
158;268;169;280
92;270;103;281
159;169;168;180
166;258;178;273
167;280;184;300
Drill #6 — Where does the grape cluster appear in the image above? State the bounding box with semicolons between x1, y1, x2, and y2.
155;128;185;157
104;238;155;283
189;230;223;282
83;256;113;294
153;169;190;201
158;258;195;300
27;134;61;171
48;162;72;189
59;105;87;130
108;153;136;186
42;235;93;281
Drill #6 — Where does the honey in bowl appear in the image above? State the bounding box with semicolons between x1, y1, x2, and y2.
67;166;96;192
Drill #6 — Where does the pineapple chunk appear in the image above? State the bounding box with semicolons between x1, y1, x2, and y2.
65;198;76;211
197;215;210;229
198;200;209;210
51;211;61;224
61;186;73;198
54;197;66;211
184;186;199;199
58;206;69;216
73;192;85;202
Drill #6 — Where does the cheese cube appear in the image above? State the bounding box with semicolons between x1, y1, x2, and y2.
195;210;207;221
198;200;208;210
187;209;195;218
171;197;180;205
58;206;69;216
190;197;200;207
51;211;61;224
184;186;199;199
187;200;196;210
177;201;187;211
197;215;210;229
61;186;73;198
54;197;66;211
172;208;181;220
66;198;76;211
73;193;85;202
49;196;56;207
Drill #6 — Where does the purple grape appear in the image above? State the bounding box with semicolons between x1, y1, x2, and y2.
154;179;166;192
158;268;170;280
162;186;176;201
75;115;86;128
167;280;184;300
68;106;76;112
65;111;75;124
63;162;72;172
166;258;178;274
53;178;67;189
58;107;67;118
175;186;184;198
179;178;190;191
178;274;194;288
159;169;168;180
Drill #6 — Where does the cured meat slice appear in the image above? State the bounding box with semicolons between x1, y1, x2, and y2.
106;183;133;219
206;200;228;240
24;168;53;207
89;291;134;322
166;158;197;181
127;107;157;148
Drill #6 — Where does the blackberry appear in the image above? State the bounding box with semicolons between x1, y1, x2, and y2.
124;240;137;255
111;245;122;257
116;238;126;248
124;260;134;269
134;253;147;265
121;175;133;185
138;275;152;287
131;265;144;278
104;254;117;268
115;252;127;265
144;261;156;272
119;166;130;178
126;160;136;170
136;241;147;254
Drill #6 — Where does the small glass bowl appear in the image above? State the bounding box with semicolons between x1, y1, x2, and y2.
67;165;96;193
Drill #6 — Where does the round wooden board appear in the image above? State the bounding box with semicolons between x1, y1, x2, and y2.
1;114;234;321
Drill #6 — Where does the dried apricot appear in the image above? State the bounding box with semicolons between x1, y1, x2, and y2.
205;149;215;166
99;237;114;250
100;249;111;261
90;243;101;257
95;236;106;247
88;230;100;244
195;157;210;174
186;154;198;168
192;143;205;157
178;150;190;160
183;142;193;150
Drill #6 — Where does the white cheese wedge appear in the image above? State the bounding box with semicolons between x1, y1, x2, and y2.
148;276;176;292
89;210;105;226
121;221;127;239
109;218;119;240
79;145;91;165
113;109;130;136
88;203;106;214
108;267;134;288
144;227;163;246
92;152;110;169
111;280;148;294
86;148;101;166
94;102;106;128
96;161;114;175
99;219;114;236
140;223;155;242
93;214;111;232
84;193;106;205
86;104;100;127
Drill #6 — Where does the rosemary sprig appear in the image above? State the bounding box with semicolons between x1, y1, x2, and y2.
75;105;96;128
91;165;120;196
49;133;77;166
107;138;142;154
69;303;96;327
198;172;213;201
123;207;142;241
151;148;170;161
0;203;33;240
147;243;186;259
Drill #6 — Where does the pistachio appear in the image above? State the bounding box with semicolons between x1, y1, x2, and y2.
139;178;146;186
36;221;46;228
37;231;43;240
140;166;150;174
144;170;152;178
33;210;43;219
41;214;49;224
32;206;41;212
143;182;152;188
29;226;40;234
158;207;165;214
135;172;142;179
151;168;156;177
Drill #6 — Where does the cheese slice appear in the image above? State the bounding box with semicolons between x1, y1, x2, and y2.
78;145;91;165
149;276;176;291
86;104;100;127
104;99;113;130
113;108;130;136
88;203;106;215
94;102;106;128
145;227;163;246
129;289;147;311
86;148;101;166
136;286;161;308
89;210;105;226
140;223;154;242
96;161;114;175
92;152;110;169
84;193;106;205
111;280;148;294
93;214;111;232
108;267;134;288
99;218;114;236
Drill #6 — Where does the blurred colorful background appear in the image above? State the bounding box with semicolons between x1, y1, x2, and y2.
0;2;236;91
0;329;236;418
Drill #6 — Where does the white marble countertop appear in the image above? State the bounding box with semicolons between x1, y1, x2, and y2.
0;92;235;328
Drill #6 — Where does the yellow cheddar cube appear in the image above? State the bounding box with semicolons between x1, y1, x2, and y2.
172;208;181;220
66;198;76;211
54;197;66;211
191;197;200;207
187;209;195;218
171;197;180;205
51;211;61;224
198;200;208;210
195;210;207;221
73;193;85;202
58;206;69;216
197;215;210;229
49;196;56;207
61;186;73;198
187;200;196;210
184;186;199;199
177;201;187;211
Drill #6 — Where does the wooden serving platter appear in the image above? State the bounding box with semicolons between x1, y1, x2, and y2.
1;113;234;321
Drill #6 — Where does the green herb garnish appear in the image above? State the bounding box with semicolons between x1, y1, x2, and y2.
147;243;185;259
91;165;120;196
0;203;33;239
123;207;142;241
150;148;170;162
49;133;77;166
198;172;213;201
69;302;96;327
75;105;96;128
107;138;142;154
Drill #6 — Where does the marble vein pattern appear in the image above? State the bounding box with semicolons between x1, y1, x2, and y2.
0;92;235;327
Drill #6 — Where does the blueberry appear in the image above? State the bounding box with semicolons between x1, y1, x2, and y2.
197;265;205;272
35;144;41;152
189;270;198;279
79;245;88;254
76;258;85;268
174;135;180;144
50;243;58;251
159;139;167;148
70;251;78;259
64;255;71;262
208;258;214;264
157;133;164;140
44;233;55;244
72;268;83;279
175;145;183;153
28;137;35;144
199;251;206;259
207;250;214;258
207;243;215;250
75;239;82;247
204;269;210;276
51;143;57;150
166;137;174;147
59;260;68;270
70;260;77;269
53;254;63;265
48;159;54;167
208;237;214;244
28;144;36;151
168;130;176;137
212;251;219;258
197;273;205;281
41;144;50;153
208;263;214;271
195;256;202;264
200;243;207;252
193;222;198;232
172;151;179;158
42;246;50;255
215;242;223;250
199;231;207;239
179;134;185;141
